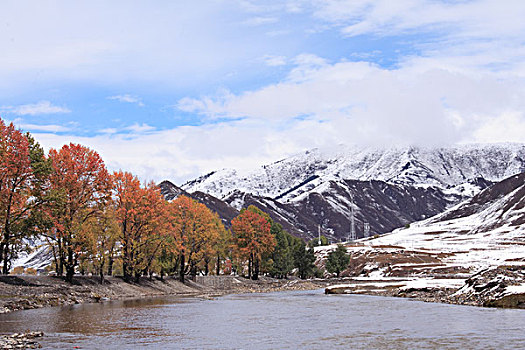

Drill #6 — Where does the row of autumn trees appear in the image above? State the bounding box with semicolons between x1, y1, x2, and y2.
0;118;317;283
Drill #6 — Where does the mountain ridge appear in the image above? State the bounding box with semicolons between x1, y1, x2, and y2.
182;143;525;201
168;143;525;240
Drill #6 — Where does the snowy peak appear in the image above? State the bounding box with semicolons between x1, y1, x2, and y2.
182;143;525;201
172;143;525;241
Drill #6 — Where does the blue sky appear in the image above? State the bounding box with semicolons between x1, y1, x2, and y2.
2;1;525;183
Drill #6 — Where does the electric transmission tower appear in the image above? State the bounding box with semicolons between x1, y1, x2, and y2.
348;194;356;242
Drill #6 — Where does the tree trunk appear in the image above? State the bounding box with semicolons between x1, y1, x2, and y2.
99;259;105;284
122;225;131;282
65;265;74;283
216;254;221;276
190;260;197;281
248;253;252;279
108;255;113;277
252;257;259;280
51;244;59;275
179;253;185;283
2;229;10;274
65;247;75;283
2;200;12;274
0;242;5;274
2;241;9;274
123;262;130;282
57;238;64;276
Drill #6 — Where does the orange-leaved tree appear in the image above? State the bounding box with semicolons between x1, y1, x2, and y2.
80;205;119;284
231;206;275;280
211;214;231;276
0;119;50;274
201;212;229;276
46;143;112;282
167;195;224;282
112;171;167;282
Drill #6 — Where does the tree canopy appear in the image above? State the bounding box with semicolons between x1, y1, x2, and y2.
0;117;330;283
326;244;350;277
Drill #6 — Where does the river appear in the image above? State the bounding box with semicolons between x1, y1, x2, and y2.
1;290;524;349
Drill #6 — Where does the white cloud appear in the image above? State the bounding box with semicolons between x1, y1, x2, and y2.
108;94;145;107
176;54;525;147
261;55;287;66
310;0;525;75
27;54;525;184
1;101;71;115
311;0;525;38
124;123;156;134
470;112;525;144
243;16;278;26
32;119;320;184
99;128;118;134
13;121;71;133
3;1;525;184
0;2;299;93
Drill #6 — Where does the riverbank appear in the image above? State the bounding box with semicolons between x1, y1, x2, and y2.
325;265;525;309
0;275;328;315
0;275;329;348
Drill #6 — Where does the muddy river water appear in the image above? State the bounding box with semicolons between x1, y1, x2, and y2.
1;289;524;349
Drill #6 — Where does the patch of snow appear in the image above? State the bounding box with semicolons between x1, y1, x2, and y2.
503;283;525;295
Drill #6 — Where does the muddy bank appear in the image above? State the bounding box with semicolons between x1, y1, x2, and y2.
0;275;328;315
0;275;201;314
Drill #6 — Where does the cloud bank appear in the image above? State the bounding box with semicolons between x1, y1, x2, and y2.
2;1;525;184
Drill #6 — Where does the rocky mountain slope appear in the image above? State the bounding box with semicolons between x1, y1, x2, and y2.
369;171;525;268
174;143;525;240
321;172;525;308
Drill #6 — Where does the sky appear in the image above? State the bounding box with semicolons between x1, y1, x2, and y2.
2;0;525;184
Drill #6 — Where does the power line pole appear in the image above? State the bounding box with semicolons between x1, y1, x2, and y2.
364;222;370;238
348;194;356;242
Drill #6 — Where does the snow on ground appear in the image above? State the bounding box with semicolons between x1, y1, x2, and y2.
12;243;52;272
504;283;525;295
401;278;466;290
325;278;466;294
365;213;525;270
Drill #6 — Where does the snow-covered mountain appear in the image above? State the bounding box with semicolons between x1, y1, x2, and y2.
182;143;525;201
177;143;525;240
